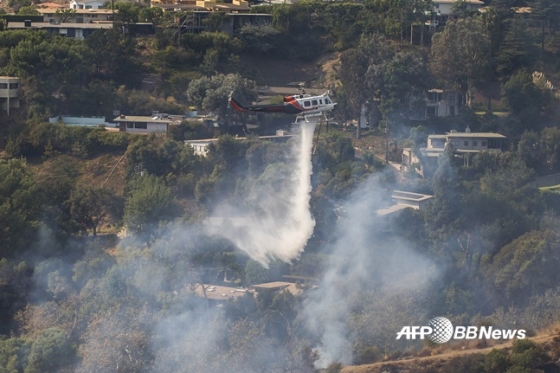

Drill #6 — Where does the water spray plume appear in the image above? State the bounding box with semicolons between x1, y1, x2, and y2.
208;121;318;267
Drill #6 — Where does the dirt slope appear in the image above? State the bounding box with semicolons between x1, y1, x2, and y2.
342;333;559;373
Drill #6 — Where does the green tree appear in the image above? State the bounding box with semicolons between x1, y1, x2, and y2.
339;48;369;120
367;51;432;119
186;73;257;120
54;8;77;23
124;174;175;235
0;159;40;258
25;328;74;373
491;230;560;302
430;17;491;107
529;0;560;52
501;70;545;122
69;185;120;237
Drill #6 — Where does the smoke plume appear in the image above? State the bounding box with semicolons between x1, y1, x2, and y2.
207;121;317;267
302;174;437;367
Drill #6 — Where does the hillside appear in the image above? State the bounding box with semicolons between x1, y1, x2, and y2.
342;331;560;373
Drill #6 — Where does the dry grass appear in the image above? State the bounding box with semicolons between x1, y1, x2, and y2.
29;151;127;195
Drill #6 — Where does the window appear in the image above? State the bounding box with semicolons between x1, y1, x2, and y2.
0;83;7;89
481;141;487;146
9;83;18;89
85;5;92;8
464;141;468;146
473;141;477;146
312;100;318;106
451;141;460;146
325;98;331;104
319;99;323;104
135;122;148;129
127;122;133;128
304;101;311;107
448;93;456;105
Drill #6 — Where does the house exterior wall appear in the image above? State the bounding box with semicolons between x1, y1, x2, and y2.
70;0;105;9
0;77;20;115
119;122;168;133
446;136;492;151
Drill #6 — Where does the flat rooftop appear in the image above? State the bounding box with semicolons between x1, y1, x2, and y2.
8;22;113;29
113;115;176;123
392;190;433;203
193;284;252;301
445;132;506;138
37;8;116;14
252;281;302;295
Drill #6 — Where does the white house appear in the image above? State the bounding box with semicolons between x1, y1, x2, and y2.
0;76;19;115
402;128;506;170
7;21;112;38
113;114;177;134
432;0;484;24
49;115;112;127
38;8;115;23
70;0;105;9
425;89;462;117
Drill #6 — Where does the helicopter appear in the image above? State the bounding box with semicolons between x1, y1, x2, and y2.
228;81;337;122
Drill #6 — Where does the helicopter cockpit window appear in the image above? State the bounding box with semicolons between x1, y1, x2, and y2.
325;98;331;104
304;101;311;107
319;99;323;104
312;100;318;106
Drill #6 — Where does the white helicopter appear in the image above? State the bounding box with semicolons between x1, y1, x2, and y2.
229;81;337;122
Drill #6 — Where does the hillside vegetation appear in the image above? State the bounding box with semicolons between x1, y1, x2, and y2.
0;0;560;372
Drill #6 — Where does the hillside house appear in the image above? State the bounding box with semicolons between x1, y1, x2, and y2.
425;89;462;117
7;21;112;38
185;130;294;157
0;76;20;115
432;0;484;25
402;129;506;173
38;8;114;23
70;0;105;9
113;114;177;134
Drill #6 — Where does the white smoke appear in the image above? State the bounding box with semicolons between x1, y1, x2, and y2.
302;175;437;368
207;121;318;267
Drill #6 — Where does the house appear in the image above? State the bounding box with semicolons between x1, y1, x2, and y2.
7;21;112;38
185;130;294;157
0;76;20;116
113;114;177;134
193;284;253;302
70;0;105;9
425;89;462;117
151;0;250;13
402;128;506;171
37;8;115;23
432;0;484;24
48;115;113;127
252;282;302;296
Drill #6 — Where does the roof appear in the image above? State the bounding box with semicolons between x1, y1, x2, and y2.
428;134;447;139
113;115;175;124
37;8;116;14
193;284;253;301
8;22;113;29
252;281;302;295
71;0;105;4
35;2;66;8
446;132;506;138
433;0;483;4
0;76;19;80
375;204;411;216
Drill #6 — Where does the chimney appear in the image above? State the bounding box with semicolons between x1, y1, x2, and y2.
120;114;125;119
465;126;471;133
